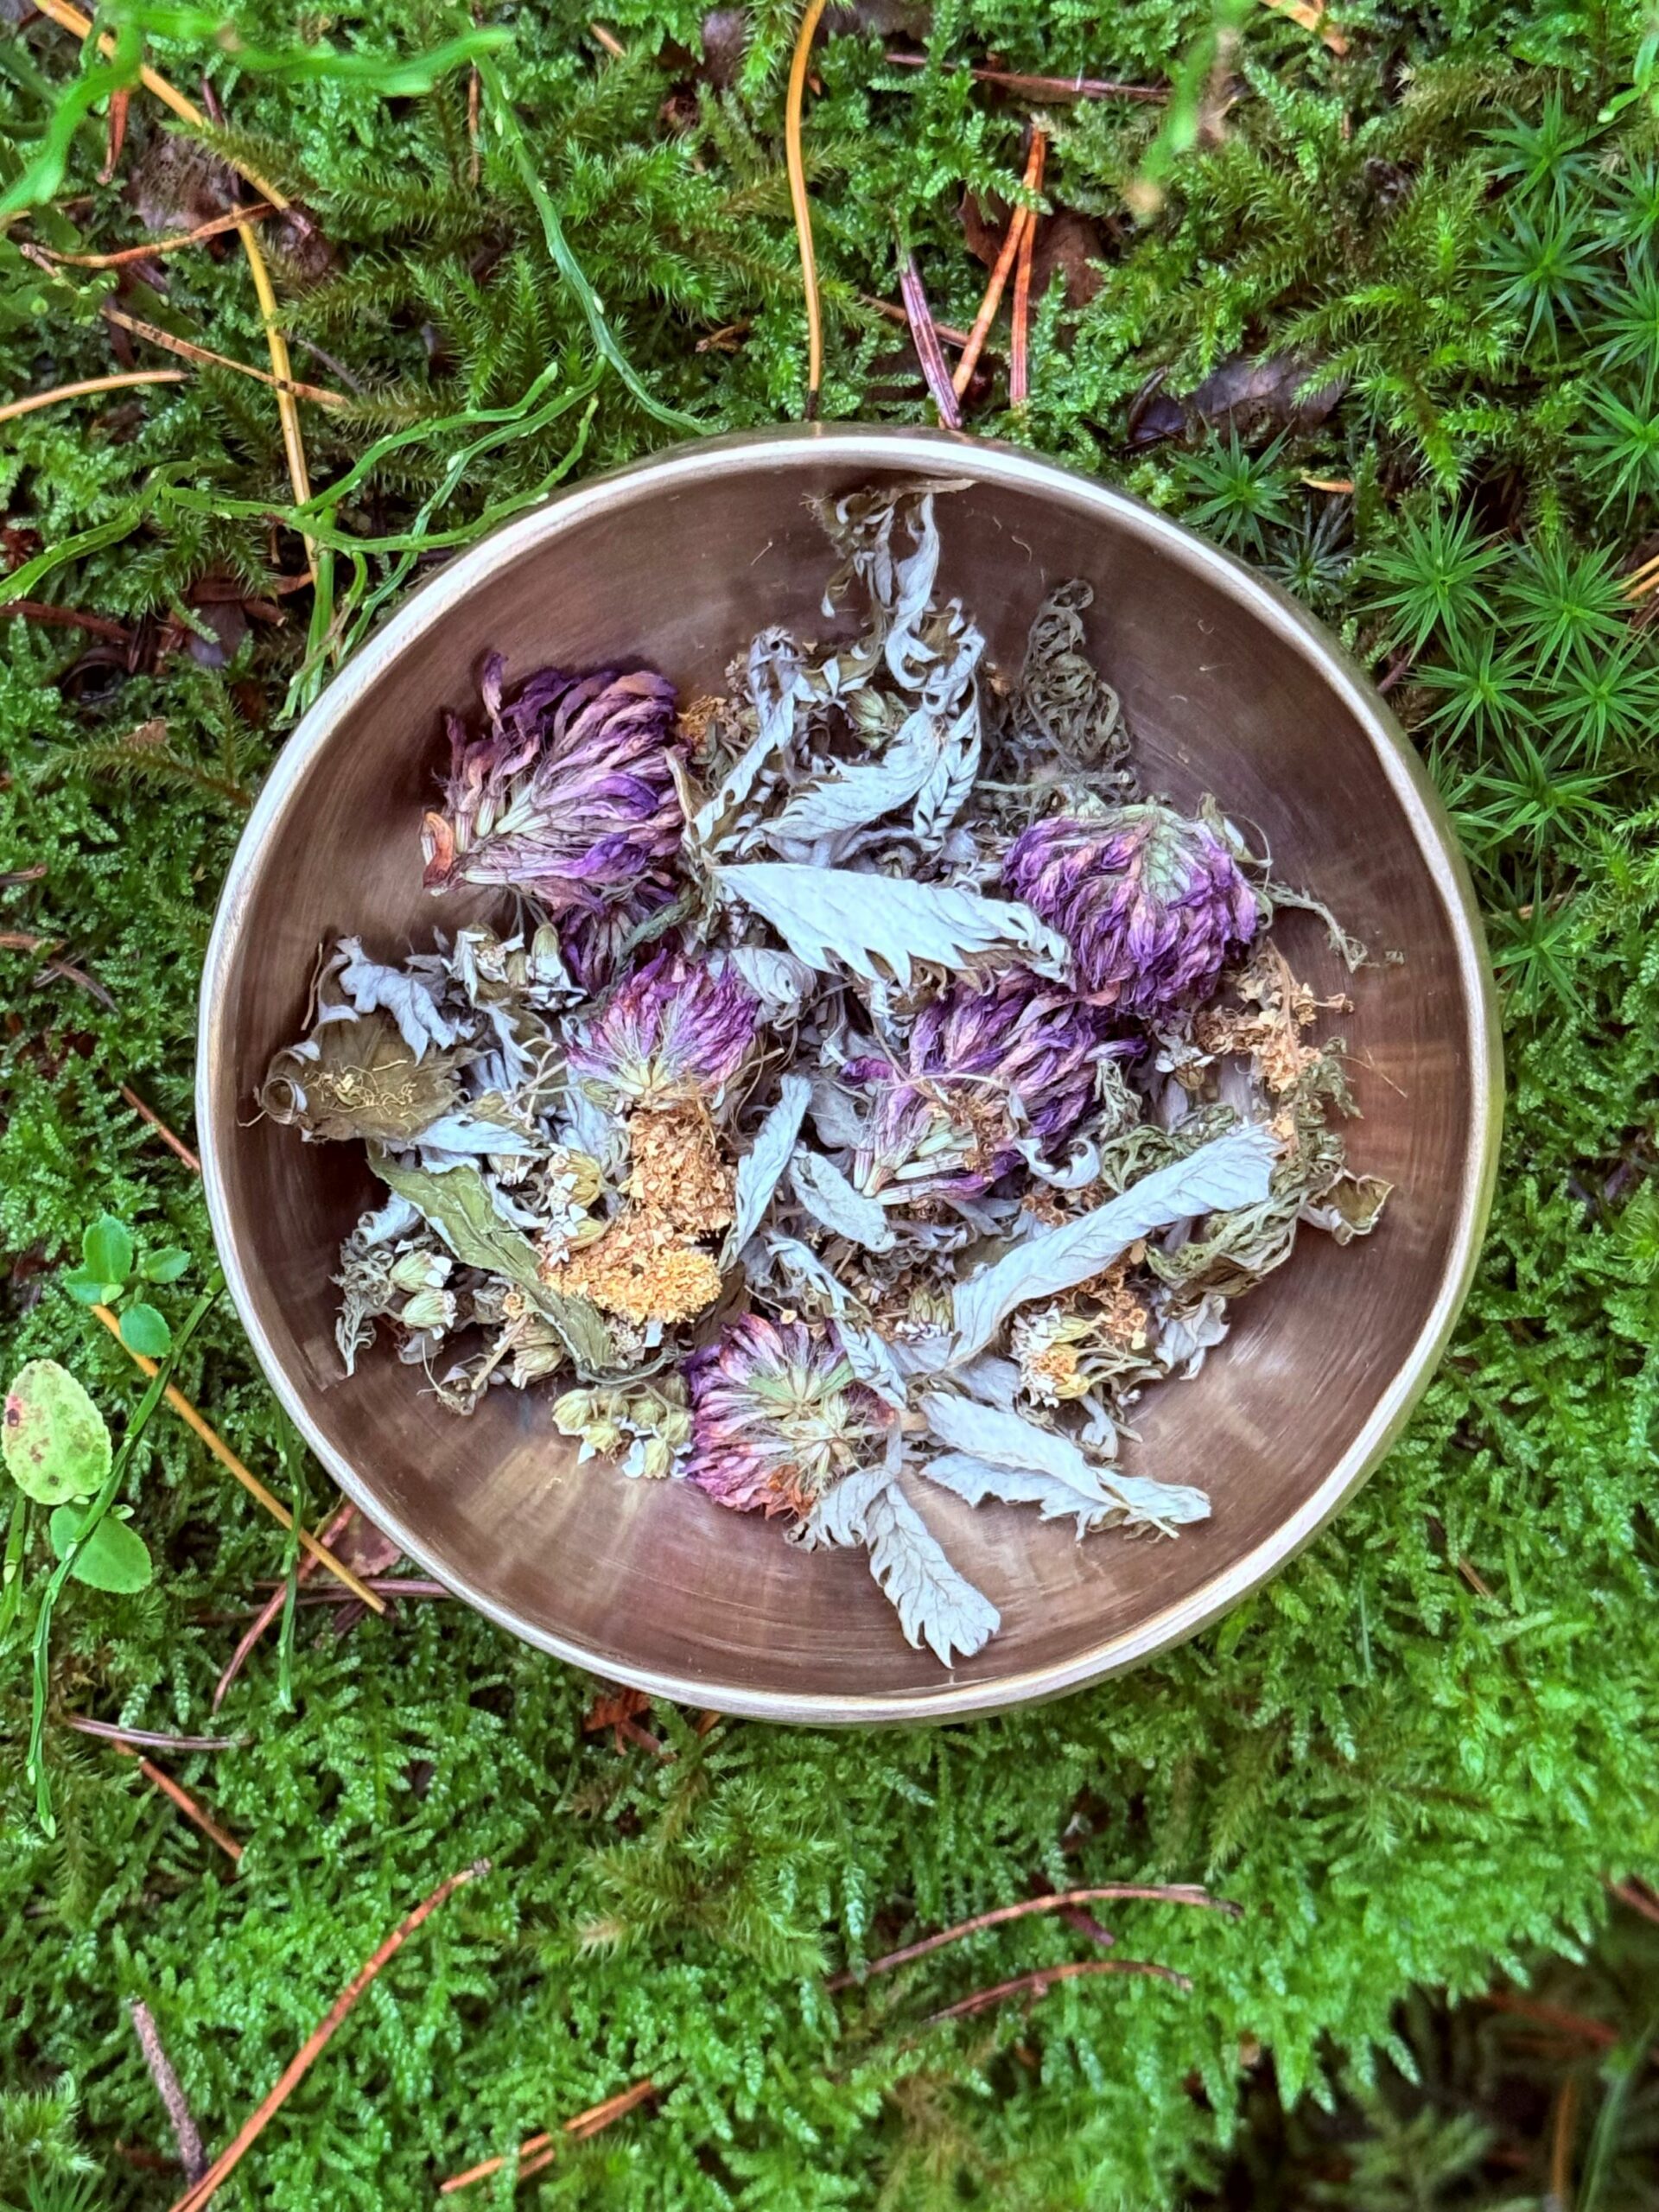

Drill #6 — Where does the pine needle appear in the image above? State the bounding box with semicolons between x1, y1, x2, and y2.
439;2078;659;2194
36;203;277;268
1008;127;1047;410
923;1955;1192;2026
952;130;1047;398
168;1860;491;2212
0;369;185;427
87;1305;387;1613
785;0;832;417
99;303;348;408
828;1883;1237;1988
111;1744;244;1864
118;1083;203;1173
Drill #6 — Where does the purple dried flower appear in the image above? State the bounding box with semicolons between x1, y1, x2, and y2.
1003;804;1258;1022
566;947;760;1109
685;1316;891;1516
850;969;1122;1199
421;654;683;918
558;885;680;996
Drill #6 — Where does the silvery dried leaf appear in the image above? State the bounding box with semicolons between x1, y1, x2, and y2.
918;1395;1209;1533
1300;1172;1391;1243
723;1074;811;1265
1155;1291;1231;1376
836;1323;909;1408
791;1463;893;1550
925;1452;1128;1534
809;1075;868;1152
938;1122;1277;1366
692;628;804;851
790;1150;896;1252
715;862;1067;988
413;1102;543;1158
333;937;463;1060
911;691;982;847
766;709;946;844
862;1478;1000;1665
724;945;817;1024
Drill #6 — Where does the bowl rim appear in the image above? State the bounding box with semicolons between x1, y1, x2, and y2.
198;422;1503;1724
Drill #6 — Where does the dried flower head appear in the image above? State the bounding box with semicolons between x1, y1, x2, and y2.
851;969;1120;1199
421;656;683;918
542;1205;723;1327
567;948;759;1112
626;1104;734;1233
1004;804;1258;1020
684;1316;892;1515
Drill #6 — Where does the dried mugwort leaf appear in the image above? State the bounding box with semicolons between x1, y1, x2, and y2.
918;1397;1210;1533
789;1151;896;1253
861;1479;1000;1665
715;863;1067;988
723;1074;811;1265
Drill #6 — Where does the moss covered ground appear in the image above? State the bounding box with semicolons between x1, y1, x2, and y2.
4;2;1659;2204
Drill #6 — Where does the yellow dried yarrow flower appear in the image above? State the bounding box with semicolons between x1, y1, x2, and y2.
542;1205;723;1327
625;1105;734;1235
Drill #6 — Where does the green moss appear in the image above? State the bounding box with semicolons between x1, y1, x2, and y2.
3;2;1659;2204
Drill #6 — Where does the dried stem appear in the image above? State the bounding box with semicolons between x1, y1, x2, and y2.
98;303;347;407
87;1305;386;1613
952;130;1047;397
882;51;1164;102
67;1717;240;1752
439;2077;658;2195
119;1083;203;1173
1008;128;1047;409
1;599;134;639
829;1882;1236;1989
35;204;276;268
785;0;832;417
925;1955;1192;2026
861;294;973;346
168;1860;491;2212
0;369;186;428
897;252;963;430
1485;1991;1618;2050
112;1745;243;1863
1549;2073;1579;2209
212;1502;356;1713
130;2002;207;2184
1608;1877;1659;1929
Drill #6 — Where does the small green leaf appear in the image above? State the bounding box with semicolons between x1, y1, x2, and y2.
83;1216;134;1287
141;1248;191;1284
3;1360;112;1504
48;1507;153;1593
119;1305;173;1359
62;1268;123;1307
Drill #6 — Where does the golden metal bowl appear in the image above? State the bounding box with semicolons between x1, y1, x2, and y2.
198;424;1501;1722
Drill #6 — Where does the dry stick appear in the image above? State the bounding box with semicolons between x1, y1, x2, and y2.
212;1501;357;1713
119;1082;203;1174
925;1955;1192;2026
1485;1992;1619;2050
897;252;963;429
1008;128;1047;408
29;0;292;210
0;368;186;427
439;2078;658;2196
130;2002;207;2185
881;51;1164;102
1;598;134;639
99;303;348;407
66;1717;240;1753
1549;2073;1579;2210
111;1745;243;1863
785;0;832;417
828;1882;1236;1990
952;129;1047;397
87;1305;387;1613
861;294;974;346
35;203;276;268
1609;1878;1659;1929
168;1860;490;2212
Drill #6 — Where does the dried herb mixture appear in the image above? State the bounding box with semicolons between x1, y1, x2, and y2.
264;482;1388;1665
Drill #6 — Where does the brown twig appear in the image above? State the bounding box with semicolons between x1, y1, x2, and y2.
119;1083;203;1173
87;1305;386;1613
860;294;973;346
98;304;348;407
1550;2073;1579;2209
1456;1556;1495;1599
0;598;134;640
952;130;1046;397
829;1883;1236;1990
34;204;276;268
1484;1992;1618;2050
212;1503;356;1712
1608;1877;1659;1929
130;2002;207;2184
439;2077;658;2195
169;1860;490;2212
1008;128;1047;409
37;953;118;1009
0;930;51;952
882;51;1164;102
897;252;963;429
0;369;187;428
925;1956;1192;2026
112;1745;243;1864
785;0;832;416
67;1717;240;1753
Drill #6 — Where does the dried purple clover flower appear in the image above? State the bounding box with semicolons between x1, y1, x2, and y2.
566;947;760;1111
684;1315;891;1516
558;884;681;995
421;655;683;918
1003;804;1258;1021
849;969;1122;1199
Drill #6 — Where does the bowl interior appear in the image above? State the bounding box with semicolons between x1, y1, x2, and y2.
200;430;1494;1719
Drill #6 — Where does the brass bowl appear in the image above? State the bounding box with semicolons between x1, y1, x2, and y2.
198;425;1501;1723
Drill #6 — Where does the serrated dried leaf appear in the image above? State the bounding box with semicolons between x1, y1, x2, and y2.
918;1398;1209;1532
789;1149;896;1252
723;1074;811;1264
862;1479;1000;1664
715;862;1066;988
